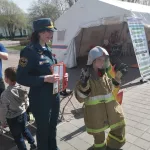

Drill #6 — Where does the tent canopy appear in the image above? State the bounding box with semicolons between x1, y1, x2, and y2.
52;0;150;68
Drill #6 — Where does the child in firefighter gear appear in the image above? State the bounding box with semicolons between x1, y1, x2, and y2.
75;46;126;150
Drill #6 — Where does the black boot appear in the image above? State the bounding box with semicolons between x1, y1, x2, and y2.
107;147;121;150
87;146;94;150
88;145;107;150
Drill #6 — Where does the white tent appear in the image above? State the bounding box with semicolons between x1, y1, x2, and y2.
52;0;150;68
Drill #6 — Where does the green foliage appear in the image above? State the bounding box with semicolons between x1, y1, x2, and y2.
6;45;25;51
120;0;150;5
0;0;27;38
28;0;61;23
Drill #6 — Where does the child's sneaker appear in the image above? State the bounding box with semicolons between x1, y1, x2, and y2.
30;143;37;150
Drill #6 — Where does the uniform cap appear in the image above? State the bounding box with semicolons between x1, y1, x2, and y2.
33;18;57;32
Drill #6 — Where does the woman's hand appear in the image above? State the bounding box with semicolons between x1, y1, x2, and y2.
64;73;68;82
44;74;60;83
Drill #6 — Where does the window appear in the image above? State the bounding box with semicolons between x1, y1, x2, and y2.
57;30;66;41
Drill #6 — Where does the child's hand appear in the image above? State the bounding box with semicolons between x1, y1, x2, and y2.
115;71;122;83
80;68;90;87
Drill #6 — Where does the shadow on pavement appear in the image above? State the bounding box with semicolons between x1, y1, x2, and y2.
71;107;84;119
60;125;86;141
121;81;143;89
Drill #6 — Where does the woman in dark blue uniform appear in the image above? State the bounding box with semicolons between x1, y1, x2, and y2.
16;18;68;150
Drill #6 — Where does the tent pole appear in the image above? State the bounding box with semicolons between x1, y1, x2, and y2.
119;22;125;56
119;22;125;41
101;25;107;45
78;28;84;57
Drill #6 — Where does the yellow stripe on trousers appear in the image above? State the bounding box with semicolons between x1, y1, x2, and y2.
86;120;125;134
108;133;126;143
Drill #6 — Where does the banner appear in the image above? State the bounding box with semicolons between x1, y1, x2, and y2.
127;17;150;81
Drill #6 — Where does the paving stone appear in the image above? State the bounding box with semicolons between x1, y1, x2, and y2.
78;132;94;145
134;138;150;149
125;113;144;123
57;122;79;133
121;142;132;150
125;98;148;105
67;137;91;150
128;145;145;150
123;92;133;97
57;130;71;139
128;94;142;99
125;102;148;110
66;147;78;150
58;141;75;150
122;104;132;109
135;123;149;131
141;133;150;142
128;104;150;114
125;109;148;118
133;100;149;105
138;108;150;115
146;115;150;120
57;136;61;144
70;118;85;128
126;133;138;143
146;127;150;134
126;126;133;132
141;119;150;126
126;126;144;137
125;118;138;127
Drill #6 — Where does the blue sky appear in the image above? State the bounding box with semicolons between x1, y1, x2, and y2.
11;0;37;13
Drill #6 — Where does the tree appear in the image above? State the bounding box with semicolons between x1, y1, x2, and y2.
51;0;78;13
0;0;9;36
28;0;61;23
120;0;150;5
17;13;28;37
54;0;68;14
65;0;75;7
0;0;27;38
60;0;150;7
